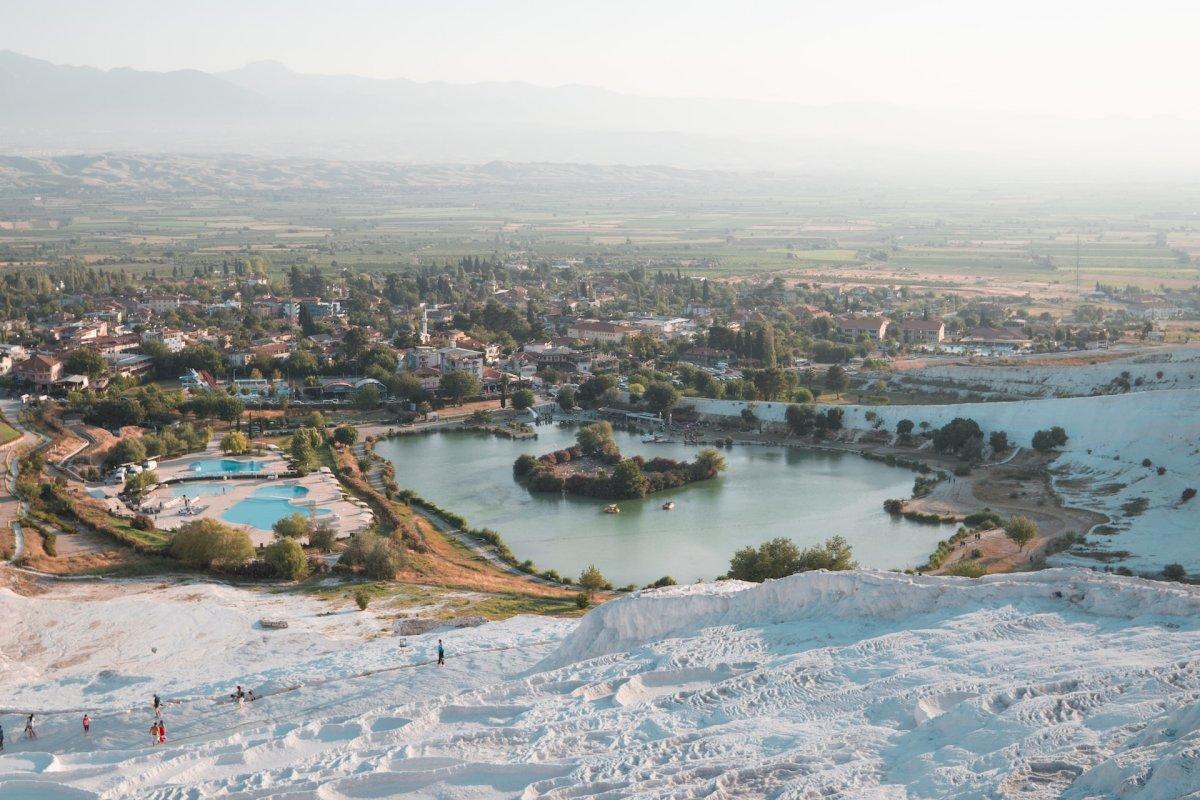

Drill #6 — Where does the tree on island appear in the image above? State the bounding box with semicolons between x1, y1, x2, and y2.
610;459;648;498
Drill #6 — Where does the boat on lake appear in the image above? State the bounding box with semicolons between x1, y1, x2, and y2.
603;504;621;514
662;501;675;510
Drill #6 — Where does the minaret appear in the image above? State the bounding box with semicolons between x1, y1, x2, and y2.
419;304;430;344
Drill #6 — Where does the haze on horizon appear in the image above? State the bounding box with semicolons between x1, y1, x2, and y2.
4;0;1200;177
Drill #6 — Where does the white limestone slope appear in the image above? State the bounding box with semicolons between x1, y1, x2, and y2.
2;570;1200;798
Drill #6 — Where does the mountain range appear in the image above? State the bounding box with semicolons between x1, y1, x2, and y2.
3;50;1200;176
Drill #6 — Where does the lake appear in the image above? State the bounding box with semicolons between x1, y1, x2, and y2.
375;425;947;586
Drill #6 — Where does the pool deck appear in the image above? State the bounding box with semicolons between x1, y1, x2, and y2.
140;447;373;546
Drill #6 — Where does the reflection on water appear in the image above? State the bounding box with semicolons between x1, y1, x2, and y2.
376;425;947;585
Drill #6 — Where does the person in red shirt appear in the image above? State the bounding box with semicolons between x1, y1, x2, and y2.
157;721;166;745
82;714;91;735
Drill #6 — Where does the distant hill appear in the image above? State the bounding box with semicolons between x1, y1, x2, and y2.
4;50;1200;176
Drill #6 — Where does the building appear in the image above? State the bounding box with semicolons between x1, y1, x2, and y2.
566;320;637;344
836;315;890;341
895;317;945;345
436;346;485;379
961;326;1033;351
14;354;63;388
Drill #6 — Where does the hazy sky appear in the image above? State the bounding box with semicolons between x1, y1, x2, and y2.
5;0;1200;116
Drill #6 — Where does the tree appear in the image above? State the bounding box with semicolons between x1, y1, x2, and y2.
290;429;318;475
440;371;480;405
579;564;608;597
1163;563;1187;581
272;512;313;541
65;348;107;378
576;421;615;454
511;388;535;411
123;469;158;498
610;459;648;498
643;381;680;415
332;425;358;446
220;431;250;455
1032;426;1069;452
286;350;319;376
111;437;147;466
170;519;254;571
309;520;337;552
1004;515;1038;551
727;536;857;582
791;387;814;403
989;431;1009;453
264;538;310;581
932;417;983;458
693;448;727;478
556;386;577;411
785;404;816;436
354;384;382;410
824;365;849;398
896;419;915;441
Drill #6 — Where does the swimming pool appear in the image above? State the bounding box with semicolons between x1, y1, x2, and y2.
220;485;328;531
186;458;267;476
169;483;232;498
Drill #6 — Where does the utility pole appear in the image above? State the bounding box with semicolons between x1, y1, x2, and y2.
1075;234;1081;296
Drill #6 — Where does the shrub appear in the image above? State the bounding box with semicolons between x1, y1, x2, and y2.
354;587;371;610
727;536;856;582
648;575;677;589
883;498;904;515
1032;426;1069;452
574;592;590;609
131;514;155;531
42;531;57;557
1163;563;1187;582
308;520;337;552
513;454;538;478
170;519;254;571
332;426;358;446
945;560;986;578
364;537;404;580
1183;488;1197;504
264;538;309;581
1142;458;1153;468
989;431;1009;453
527;470;565;493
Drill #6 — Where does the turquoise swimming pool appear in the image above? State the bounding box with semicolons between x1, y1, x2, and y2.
187;458;267;476
169;483;231;498
220;484;328;531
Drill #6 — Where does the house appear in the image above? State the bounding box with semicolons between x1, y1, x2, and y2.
14;354;63;388
895;317;945;345
437;346;485;379
566;320;637;344
0;354;11;376
680;346;734;367
836;315;890;341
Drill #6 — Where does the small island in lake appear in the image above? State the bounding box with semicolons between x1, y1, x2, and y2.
513;421;727;500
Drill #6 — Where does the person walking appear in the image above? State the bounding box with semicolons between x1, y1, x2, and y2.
437;639;445;667
149;720;160;745
82;714;91;736
157;720;166;745
1;721;5;751
153;693;162;719
24;714;36;739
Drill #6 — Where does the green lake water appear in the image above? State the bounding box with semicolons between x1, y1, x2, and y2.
376;425;948;586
